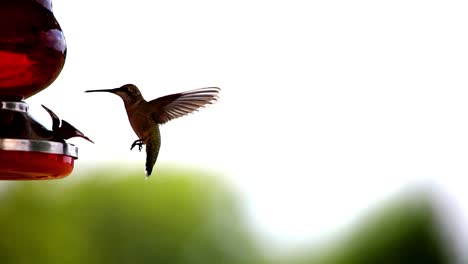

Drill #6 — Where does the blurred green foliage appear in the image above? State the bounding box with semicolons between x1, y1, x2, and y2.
0;167;264;264
279;192;455;264
0;167;456;264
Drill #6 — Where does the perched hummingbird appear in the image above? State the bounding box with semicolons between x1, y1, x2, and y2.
85;84;220;177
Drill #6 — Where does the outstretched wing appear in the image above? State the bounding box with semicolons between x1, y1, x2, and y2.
149;87;220;124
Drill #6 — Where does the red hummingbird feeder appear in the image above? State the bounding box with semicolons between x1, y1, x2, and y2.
0;0;88;180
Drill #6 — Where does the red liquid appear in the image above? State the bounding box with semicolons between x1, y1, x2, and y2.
0;0;72;180
0;0;66;100
0;150;74;180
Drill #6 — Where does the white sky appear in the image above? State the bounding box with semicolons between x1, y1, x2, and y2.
26;0;468;257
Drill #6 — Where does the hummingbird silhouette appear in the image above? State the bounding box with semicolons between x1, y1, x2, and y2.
85;84;220;177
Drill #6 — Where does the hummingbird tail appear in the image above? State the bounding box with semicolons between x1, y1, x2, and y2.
145;135;161;177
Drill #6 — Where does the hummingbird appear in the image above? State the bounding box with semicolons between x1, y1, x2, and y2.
85;84;220;177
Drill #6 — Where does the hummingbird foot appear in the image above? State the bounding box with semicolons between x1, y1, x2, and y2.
130;139;144;152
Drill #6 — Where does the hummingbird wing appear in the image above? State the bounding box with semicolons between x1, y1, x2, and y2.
41;104;61;131
149;87;220;124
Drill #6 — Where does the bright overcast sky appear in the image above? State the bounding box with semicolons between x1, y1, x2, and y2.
26;0;468;256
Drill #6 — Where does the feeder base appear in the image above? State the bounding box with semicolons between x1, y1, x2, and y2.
0;139;77;180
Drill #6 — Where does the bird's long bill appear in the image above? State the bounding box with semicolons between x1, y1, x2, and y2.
85;88;120;93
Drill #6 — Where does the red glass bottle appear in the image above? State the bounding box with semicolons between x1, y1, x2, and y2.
0;0;66;100
0;0;77;180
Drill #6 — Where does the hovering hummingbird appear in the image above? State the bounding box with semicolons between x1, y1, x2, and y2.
85;84;220;177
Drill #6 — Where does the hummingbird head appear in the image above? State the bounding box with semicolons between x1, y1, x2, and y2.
85;84;144;106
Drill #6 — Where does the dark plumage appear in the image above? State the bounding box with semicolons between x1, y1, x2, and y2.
86;84;219;177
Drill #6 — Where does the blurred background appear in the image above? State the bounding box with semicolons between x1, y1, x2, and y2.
3;0;468;263
0;168;458;263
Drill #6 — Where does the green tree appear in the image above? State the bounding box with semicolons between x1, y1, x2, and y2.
0;167;265;264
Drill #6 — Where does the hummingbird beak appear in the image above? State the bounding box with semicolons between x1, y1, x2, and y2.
85;88;121;94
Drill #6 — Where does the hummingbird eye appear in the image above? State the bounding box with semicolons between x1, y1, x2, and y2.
119;84;140;96
122;84;135;94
